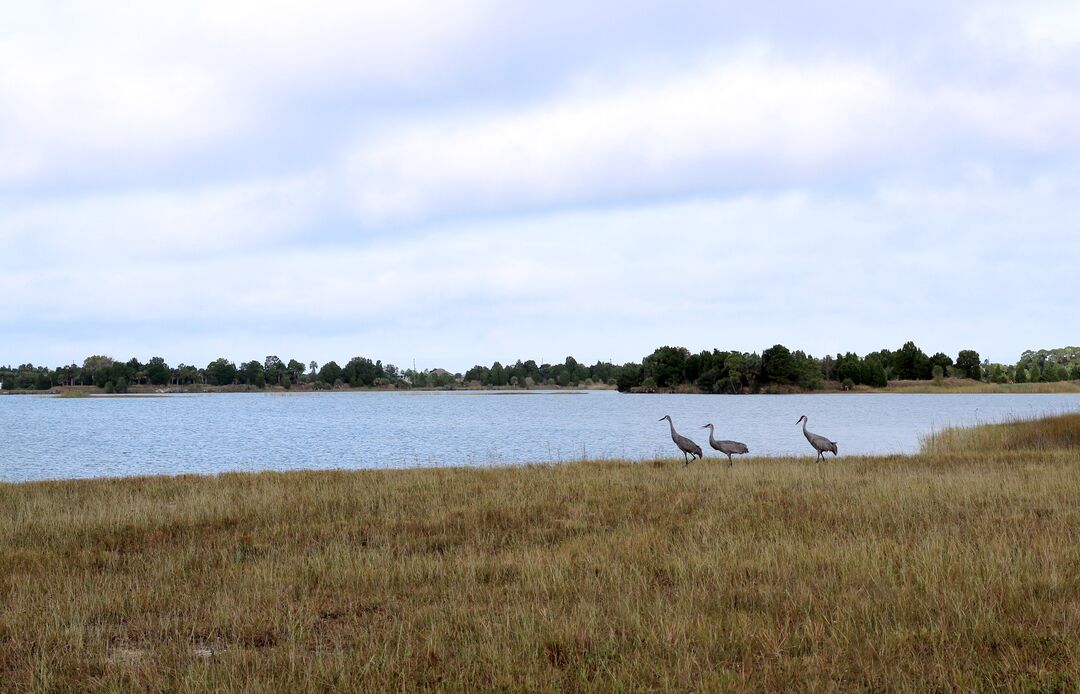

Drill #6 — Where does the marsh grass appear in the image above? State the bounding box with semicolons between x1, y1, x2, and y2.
922;412;1080;454
3;421;1080;691
51;390;93;398
880;378;1080;394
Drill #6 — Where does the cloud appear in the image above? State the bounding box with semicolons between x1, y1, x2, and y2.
0;2;497;187
3;2;1080;371
965;1;1080;68
0;174;329;263
342;46;1080;225
343;53;899;223
0;36;241;186
5;176;1078;367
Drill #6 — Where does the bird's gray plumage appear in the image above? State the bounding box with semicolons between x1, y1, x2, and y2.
701;423;748;467
659;415;703;465
797;415;838;461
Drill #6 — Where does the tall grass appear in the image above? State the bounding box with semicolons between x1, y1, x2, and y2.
922;412;1080;454
881;378;1080;394
2;420;1080;690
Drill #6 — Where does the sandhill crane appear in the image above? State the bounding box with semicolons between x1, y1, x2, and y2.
659;415;703;465
701;424;749;467
797;415;837;461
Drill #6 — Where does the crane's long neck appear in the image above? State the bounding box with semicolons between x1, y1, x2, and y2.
802;418;808;435
667;418;677;438
707;424;718;446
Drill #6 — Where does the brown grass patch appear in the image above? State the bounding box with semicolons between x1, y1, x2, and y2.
922;412;1080;454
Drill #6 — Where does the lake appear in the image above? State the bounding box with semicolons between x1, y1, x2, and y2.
3;390;1080;482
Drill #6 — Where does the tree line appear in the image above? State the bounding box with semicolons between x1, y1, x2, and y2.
2;342;1078;393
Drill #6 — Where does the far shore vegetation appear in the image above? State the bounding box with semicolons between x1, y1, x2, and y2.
2;414;1079;689
3;344;1080;395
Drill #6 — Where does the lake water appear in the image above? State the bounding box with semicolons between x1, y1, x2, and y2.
3;390;1080;482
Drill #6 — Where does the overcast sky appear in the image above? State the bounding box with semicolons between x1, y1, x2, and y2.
3;2;1078;371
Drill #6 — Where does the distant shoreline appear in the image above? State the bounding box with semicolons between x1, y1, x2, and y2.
4;378;1080;396
626;377;1080;395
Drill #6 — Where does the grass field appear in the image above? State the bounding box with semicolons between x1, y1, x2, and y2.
872;378;1080;394
3;417;1080;691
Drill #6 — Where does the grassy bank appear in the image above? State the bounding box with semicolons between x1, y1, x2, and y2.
922;412;1080;454
874;378;1080;394
3;421;1080;690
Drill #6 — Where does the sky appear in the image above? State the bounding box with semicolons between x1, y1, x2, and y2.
3;1;1079;371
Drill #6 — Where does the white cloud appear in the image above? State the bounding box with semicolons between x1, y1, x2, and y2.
965;1;1080;67
0;37;241;184
344;54;901;223
3;2;1080;370
5;179;1078;367
342;47;1080;224
0;2;496;185
1;174;328;261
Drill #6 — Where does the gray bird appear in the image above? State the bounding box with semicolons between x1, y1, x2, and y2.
659;415;703;465
701;424;749;467
797;415;838;461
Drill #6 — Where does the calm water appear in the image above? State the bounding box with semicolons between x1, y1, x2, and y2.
3;390;1080;482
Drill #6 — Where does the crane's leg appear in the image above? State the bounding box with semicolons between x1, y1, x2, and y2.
727;453;733;467
683;451;689;466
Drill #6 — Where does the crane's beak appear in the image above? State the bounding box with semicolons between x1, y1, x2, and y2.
657;417;664;422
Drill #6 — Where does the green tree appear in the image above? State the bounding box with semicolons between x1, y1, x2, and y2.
929;352;953;375
318;361;342;386
835;352;862;385
861;357;887;388
206;358;238;386
760;344;795;385
724;353;746;393
81;355;116;388
696;368;720;392
615;362;644;392
893;341;931;380
490;361;507;387
1044;362;1067;382
287;359;306;384
343;356;382;387
263;356;285;385
239;360;266;388
792;350;822;390
464;365;489;384
955;350;981;380
643;346;689;388
146;357;170;385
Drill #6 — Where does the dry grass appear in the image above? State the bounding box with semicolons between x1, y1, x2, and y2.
3;424;1080;691
877;378;1080;394
922;412;1080;455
